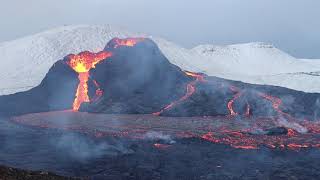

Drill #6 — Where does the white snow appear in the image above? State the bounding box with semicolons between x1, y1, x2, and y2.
0;25;319;95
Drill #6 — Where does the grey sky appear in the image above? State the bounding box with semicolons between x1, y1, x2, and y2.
0;0;319;58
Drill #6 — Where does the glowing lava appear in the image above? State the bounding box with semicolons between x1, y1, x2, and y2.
67;51;113;111
259;93;291;118
227;86;242;116
12;112;320;151
108;37;145;49
36;37;320;151
153;71;205;116
67;38;145;111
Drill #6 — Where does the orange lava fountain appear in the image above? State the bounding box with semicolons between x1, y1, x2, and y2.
67;38;145;111
67;51;112;111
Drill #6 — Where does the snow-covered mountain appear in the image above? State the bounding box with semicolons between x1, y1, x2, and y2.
0;25;319;95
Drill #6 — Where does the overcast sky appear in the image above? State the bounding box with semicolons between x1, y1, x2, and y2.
0;0;319;58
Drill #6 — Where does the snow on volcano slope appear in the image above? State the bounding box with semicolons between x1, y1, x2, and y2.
191;43;320;93
191;43;320;76
0;25;319;95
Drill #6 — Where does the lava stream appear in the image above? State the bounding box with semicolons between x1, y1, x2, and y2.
91;80;104;102
67;51;113;111
73;72;90;110
259;93;292;119
227;86;242;116
153;71;205;116
67;38;146;111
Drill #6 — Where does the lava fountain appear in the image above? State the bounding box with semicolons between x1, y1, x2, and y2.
66;38;145;111
66;51;113;111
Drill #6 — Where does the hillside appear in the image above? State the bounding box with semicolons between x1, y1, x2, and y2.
0;25;319;94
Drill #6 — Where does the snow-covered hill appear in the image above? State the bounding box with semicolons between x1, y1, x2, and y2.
191;43;320;75
0;25;319;95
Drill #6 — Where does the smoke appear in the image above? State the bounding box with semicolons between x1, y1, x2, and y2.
44;113;131;161
276;117;308;133
143;131;176;144
54;133;133;161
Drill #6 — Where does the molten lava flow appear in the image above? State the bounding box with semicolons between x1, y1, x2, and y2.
259;93;292;118
153;71;205;116
109;37;145;48
227;86;242;116
67;38;147;111
67;51;113;111
287;128;297;137
12;112;320;151
184;71;205;81
91;80;104;102
72;72;90;111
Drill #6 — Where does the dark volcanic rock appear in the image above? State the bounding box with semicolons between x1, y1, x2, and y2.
0;61;78;116
265;127;289;136
0;165;75;180
161;76;320;118
82;39;191;114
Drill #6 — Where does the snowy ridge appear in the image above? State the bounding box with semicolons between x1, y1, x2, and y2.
191;42;320;76
0;25;319;95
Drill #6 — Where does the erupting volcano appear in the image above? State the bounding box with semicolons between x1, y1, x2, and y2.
1;37;320;151
66;38;145;111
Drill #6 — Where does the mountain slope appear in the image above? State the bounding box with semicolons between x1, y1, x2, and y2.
0;25;319;95
191;42;320;76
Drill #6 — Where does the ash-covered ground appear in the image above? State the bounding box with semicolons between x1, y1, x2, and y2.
1;113;320;180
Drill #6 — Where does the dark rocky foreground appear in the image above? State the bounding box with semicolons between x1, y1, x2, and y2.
1;115;320;180
0;165;75;180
